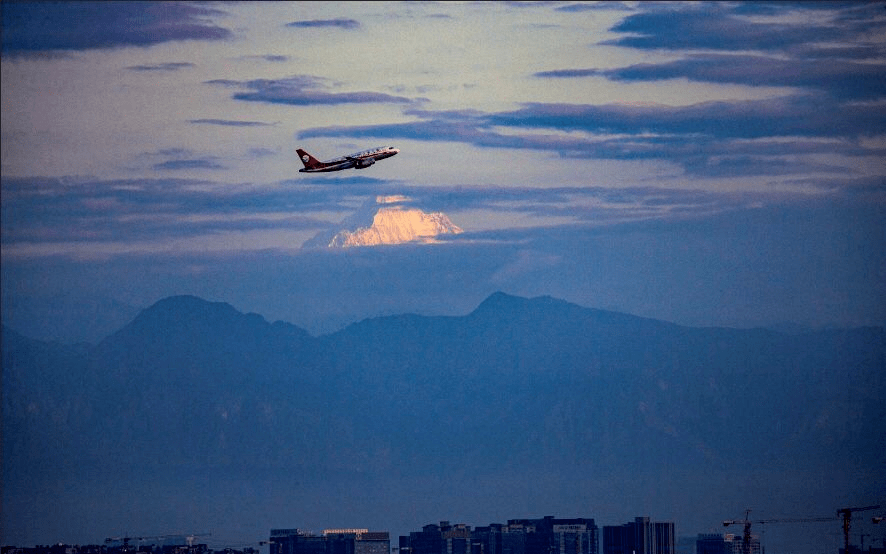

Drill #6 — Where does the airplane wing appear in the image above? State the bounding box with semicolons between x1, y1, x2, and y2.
346;156;375;168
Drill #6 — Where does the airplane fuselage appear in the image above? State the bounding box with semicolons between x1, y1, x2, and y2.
297;146;399;173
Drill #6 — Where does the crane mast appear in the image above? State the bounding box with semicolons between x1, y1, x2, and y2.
837;505;880;554
723;510;836;554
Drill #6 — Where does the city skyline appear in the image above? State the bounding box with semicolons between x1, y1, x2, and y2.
5;512;883;554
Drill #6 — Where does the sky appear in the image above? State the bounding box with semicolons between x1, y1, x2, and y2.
1;1;886;548
3;1;885;340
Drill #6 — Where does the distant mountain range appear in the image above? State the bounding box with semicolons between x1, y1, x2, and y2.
3;293;884;545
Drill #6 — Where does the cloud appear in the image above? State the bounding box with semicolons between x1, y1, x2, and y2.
208;75;415;106
298;96;885;178
536;3;886;102
555;2;633;12
489;98;886;140
189;119;275;127
536;54;886;100
299;114;487;144
126;62;195;72
143;149;227;171
508;2;885;179
430;185;778;224
603;2;860;52
533;69;600;78
0;174;750;256
1;2;231;53
247;148;279;159
153;159;226;171
233;54;291;64
257;54;289;63
285;18;360;30
0;176;334;256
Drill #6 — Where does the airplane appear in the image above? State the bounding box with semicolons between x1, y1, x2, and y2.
297;145;399;172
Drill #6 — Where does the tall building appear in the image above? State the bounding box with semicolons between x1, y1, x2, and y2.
400;522;469;554
270;529;390;554
653;522;674;554
471;523;506;554
504;517;599;554
602;517;674;554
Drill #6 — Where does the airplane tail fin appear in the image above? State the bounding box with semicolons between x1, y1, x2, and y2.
297;148;324;170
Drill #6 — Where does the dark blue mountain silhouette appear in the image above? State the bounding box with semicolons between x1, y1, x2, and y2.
3;293;883;545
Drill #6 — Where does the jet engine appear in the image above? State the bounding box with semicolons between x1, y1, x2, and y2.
355;158;375;168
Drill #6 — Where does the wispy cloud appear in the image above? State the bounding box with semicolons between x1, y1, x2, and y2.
536;2;886;103
602;2;879;52
0;176;334;256
248;148;279;159
1;2;231;53
535;54;886;100
489;98;885;140
252;54;290;63
385;184;767;226
208;75;415;106
189;119;275;127
0;174;819;259
555;2;633;12
154;159;226;171
140;149;229;172
126;62;195;72
285;18;360;30
298;96;885;179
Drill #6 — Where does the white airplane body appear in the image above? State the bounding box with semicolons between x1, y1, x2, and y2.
297;146;399;173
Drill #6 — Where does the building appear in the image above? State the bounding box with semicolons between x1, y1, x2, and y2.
504;517;599;554
399;522;471;554
695;533;735;554
270;529;390;554
0;545;250;554
695;533;759;554
470;524;506;554
602;517;675;554
400;517;598;554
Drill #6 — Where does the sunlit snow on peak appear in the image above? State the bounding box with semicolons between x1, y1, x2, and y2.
328;203;463;248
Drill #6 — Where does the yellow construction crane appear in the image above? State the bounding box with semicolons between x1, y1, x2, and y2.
723;510;836;554
837;505;880;554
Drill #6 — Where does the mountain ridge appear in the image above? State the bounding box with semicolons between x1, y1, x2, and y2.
7;291;882;349
3;292;884;546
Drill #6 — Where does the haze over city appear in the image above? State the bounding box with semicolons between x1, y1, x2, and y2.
2;1;884;553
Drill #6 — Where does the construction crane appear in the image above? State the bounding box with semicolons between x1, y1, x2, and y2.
723;510;836;554
837;505;880;554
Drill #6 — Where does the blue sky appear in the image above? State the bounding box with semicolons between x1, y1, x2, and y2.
2;1;885;339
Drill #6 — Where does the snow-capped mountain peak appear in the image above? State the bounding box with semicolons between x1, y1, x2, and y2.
329;205;463;247
302;195;463;249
